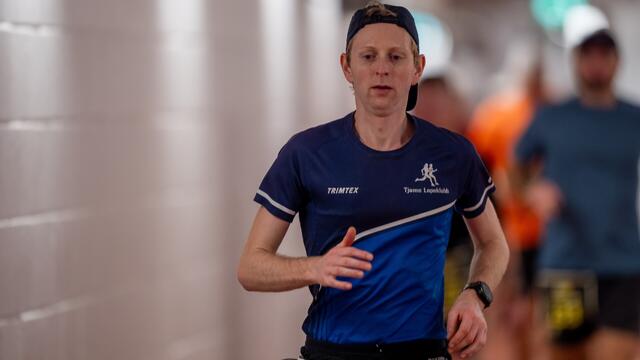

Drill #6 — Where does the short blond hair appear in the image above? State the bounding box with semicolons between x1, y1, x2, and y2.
345;1;420;68
365;0;397;17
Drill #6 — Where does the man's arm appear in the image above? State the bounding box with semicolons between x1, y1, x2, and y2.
447;200;509;359
510;161;562;222
463;199;509;290
510;111;562;222
237;206;373;292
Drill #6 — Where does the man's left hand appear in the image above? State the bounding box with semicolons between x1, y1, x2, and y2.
446;289;488;359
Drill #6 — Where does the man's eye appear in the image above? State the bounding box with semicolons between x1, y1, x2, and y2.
362;54;375;60
391;54;403;61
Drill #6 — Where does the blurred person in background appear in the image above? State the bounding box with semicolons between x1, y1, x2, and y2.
238;2;509;359
514;5;640;360
467;52;551;360
413;74;476;321
413;75;469;135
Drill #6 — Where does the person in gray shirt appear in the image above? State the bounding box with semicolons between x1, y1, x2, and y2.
514;11;640;360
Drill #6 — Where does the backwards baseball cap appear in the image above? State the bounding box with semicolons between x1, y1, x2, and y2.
564;4;617;51
346;3;420;111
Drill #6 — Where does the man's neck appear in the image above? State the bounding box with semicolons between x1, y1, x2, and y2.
353;108;414;151
579;87;616;108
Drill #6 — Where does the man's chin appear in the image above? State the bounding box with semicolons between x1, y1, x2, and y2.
366;100;402;115
581;78;613;91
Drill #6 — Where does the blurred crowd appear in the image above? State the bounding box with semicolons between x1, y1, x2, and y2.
413;4;640;360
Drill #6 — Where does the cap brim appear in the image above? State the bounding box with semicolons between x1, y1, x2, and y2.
576;29;617;50
407;84;418;111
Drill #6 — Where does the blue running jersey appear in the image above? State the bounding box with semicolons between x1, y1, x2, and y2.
254;112;495;344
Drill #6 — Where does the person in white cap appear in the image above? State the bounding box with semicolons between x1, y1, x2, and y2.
514;5;640;360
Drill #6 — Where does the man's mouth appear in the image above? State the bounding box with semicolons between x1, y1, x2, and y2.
371;85;393;90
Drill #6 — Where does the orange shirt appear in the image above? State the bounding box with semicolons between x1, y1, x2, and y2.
467;91;541;250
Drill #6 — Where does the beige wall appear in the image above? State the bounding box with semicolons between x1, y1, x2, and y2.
0;0;349;359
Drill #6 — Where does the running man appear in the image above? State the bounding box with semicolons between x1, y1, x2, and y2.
238;2;509;359
514;5;640;360
416;163;439;187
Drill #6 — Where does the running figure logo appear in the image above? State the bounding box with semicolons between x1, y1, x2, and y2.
415;163;439;187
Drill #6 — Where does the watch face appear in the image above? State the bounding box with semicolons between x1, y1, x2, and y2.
467;281;493;307
478;282;493;306
480;283;493;303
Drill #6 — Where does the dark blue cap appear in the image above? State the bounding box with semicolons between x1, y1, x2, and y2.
578;29;617;51
346;4;420;111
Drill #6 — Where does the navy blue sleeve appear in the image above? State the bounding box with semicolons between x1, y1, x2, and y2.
454;139;496;218
253;137;307;223
515;109;547;163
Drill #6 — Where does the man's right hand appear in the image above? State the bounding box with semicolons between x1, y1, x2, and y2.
311;226;373;290
525;179;563;221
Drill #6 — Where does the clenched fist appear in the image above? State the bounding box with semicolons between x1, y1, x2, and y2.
447;289;488;359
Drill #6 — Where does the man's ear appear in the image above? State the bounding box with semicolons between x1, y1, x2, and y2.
340;53;353;84
413;54;426;85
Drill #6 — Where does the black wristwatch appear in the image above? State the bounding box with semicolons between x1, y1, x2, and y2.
463;281;493;309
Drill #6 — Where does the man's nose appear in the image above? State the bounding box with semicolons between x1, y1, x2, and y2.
373;58;391;76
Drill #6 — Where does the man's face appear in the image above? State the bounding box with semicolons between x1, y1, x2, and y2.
341;23;424;116
574;43;618;91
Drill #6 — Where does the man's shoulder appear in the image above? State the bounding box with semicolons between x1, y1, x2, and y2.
524;98;577;132
284;114;350;153
536;97;576;117
616;97;640;116
414;116;475;154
